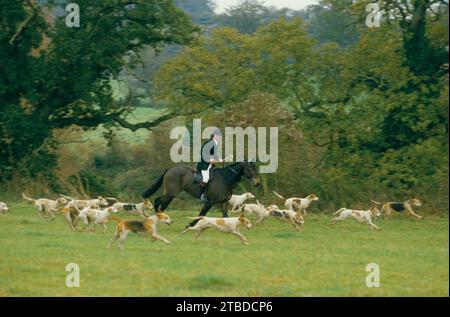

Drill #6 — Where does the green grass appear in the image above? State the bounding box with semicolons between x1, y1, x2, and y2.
0;203;448;297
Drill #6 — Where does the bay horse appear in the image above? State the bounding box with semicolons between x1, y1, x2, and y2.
141;161;260;227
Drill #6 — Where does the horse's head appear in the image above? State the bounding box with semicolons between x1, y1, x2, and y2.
243;161;260;187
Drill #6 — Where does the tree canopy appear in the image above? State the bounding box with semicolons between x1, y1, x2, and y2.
0;0;198;181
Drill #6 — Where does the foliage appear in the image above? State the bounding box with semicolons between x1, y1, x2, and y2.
155;2;448;209
0;0;448;214
0;0;197;183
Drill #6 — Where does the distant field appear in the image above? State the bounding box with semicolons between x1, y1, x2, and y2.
0;203;448;297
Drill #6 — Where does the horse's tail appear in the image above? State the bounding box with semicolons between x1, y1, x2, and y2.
142;169;168;199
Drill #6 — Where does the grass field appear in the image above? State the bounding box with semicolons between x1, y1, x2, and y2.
0;202;448;297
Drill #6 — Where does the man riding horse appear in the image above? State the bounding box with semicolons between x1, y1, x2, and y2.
195;128;224;203
141;129;260;227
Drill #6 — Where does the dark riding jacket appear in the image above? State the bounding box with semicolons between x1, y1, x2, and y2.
197;139;219;171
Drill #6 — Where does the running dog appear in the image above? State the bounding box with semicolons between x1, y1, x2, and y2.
267;205;305;231
234;200;270;224
227;193;255;212
113;200;154;217
105;197;119;207
77;205;117;232
107;213;173;250
22;193;67;219
59;194;109;209
272;191;319;215
60;204;81;231
0;202;9;215
86;206;119;232
371;199;423;219
331;207;381;230
182;215;253;245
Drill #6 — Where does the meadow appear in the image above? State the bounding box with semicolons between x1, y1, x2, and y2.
0;202;448;297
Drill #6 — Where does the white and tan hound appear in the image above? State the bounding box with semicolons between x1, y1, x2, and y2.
0;202;9;215
59;194;109;209
182;215;253;245
227;193;255;212
267;205;305;231
22;193;67;220
234;200;270;224
273;191;319;215
331;207;381;230
112;200;154;217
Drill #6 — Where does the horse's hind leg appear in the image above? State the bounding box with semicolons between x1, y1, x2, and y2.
155;196;175;212
221;203;229;218
154;197;162;212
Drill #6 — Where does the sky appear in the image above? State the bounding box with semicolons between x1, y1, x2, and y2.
213;0;318;13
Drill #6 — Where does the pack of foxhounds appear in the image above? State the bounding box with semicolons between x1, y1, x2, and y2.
0;191;423;250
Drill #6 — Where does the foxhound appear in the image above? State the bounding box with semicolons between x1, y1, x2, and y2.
77;205;117;232
267;205;305;231
182;215;253;245
0;202;9;215
112;200;154;217
272;191;319;215
107;213;173;250
61;204;81;231
371;199;423;219
228;193;255;212
59;194;108;209
331;207;381;230
234;200;270;224
22;193;67;220
86;206;119;232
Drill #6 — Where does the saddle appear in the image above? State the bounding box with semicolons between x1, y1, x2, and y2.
192;167;213;188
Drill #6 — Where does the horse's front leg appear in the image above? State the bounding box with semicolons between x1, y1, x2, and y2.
188;203;213;228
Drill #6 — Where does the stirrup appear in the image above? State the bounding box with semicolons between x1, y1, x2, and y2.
200;193;209;203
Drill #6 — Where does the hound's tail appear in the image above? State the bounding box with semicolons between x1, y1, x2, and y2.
22;193;35;203
272;191;285;201
108;216;123;223
59;193;75;201
142;169;168;199
232;205;246;214
370;200;382;205
333;208;346;215
187;216;205;220
256;199;264;206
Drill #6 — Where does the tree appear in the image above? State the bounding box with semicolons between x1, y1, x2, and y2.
0;0;198;183
381;0;448;77
305;0;360;47
156;18;315;112
216;0;306;34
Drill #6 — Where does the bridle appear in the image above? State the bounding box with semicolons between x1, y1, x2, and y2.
227;162;257;183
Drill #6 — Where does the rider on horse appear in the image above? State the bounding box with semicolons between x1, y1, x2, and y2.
196;128;224;202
